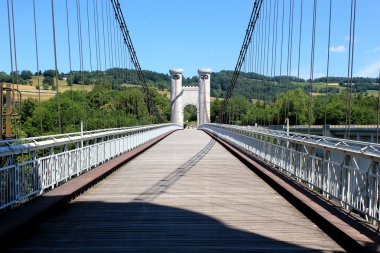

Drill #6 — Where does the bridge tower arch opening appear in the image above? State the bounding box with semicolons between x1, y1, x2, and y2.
183;104;198;127
169;68;211;127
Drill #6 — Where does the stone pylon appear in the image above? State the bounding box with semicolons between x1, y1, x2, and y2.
169;68;184;127
198;68;211;126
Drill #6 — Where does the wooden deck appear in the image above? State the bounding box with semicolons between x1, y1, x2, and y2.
8;130;344;252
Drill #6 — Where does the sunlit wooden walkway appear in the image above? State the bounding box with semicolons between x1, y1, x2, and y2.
9;130;343;252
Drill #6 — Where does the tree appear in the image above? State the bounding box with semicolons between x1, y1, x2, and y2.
184;104;197;122
314;94;346;125
158;82;167;91
210;98;221;122
0;72;11;82
225;96;250;124
274;89;310;125
20;98;38;124
20;70;33;80
43;70;56;78
43;76;54;86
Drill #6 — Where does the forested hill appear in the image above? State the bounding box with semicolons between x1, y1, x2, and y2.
1;69;378;100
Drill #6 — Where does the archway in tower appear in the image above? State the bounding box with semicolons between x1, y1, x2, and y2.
183;104;197;128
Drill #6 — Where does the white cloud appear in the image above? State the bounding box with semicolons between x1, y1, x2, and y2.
329;45;346;53
355;61;380;77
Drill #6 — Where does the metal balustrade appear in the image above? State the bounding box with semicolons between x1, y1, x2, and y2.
0;123;181;209
200;123;380;223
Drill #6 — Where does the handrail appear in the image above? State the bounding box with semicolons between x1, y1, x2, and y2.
202;124;380;161
0;124;178;156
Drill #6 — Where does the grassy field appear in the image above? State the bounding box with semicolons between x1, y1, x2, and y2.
121;83;140;88
6;76;145;101
367;90;379;97
21;92;54;101
296;82;380;98
4;76;94;101
298;82;344;90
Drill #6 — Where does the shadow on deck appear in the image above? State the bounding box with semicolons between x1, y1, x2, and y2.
7;201;329;252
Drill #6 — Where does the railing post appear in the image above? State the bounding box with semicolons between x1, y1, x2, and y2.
368;161;379;225
50;146;56;189
322;150;331;197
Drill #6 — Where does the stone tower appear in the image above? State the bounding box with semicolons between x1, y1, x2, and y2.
198;68;211;125
169;68;211;127
169;68;184;126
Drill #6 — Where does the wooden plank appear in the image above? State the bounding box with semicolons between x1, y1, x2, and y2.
8;130;344;252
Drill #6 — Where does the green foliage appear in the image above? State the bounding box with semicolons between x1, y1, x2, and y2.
210;98;221;122
274;89;311;125
318;87;340;93
42;76;54;85
314;76;378;84
65;69;170;90
20;70;33;80
20;86;170;137
0;71;11;82
43;70;56;78
158;82;167;91
20;98;38;124
212;89;380;126
184;104;197;122
3;68;379;101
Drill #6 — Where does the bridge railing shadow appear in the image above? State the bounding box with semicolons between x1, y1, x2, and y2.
134;139;215;202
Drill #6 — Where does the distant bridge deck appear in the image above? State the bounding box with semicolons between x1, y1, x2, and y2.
6;130;343;252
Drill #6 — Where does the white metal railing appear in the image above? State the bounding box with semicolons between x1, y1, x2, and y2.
200;123;380;222
0;123;181;209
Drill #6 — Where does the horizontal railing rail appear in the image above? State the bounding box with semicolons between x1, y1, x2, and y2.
0;123;181;209
0;124;174;156
200;123;380;223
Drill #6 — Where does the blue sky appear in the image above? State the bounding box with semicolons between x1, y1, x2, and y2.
0;0;379;78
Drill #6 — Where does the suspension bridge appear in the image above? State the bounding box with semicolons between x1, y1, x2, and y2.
1;0;380;252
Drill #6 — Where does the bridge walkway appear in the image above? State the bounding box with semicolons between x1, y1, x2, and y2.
8;130;343;252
